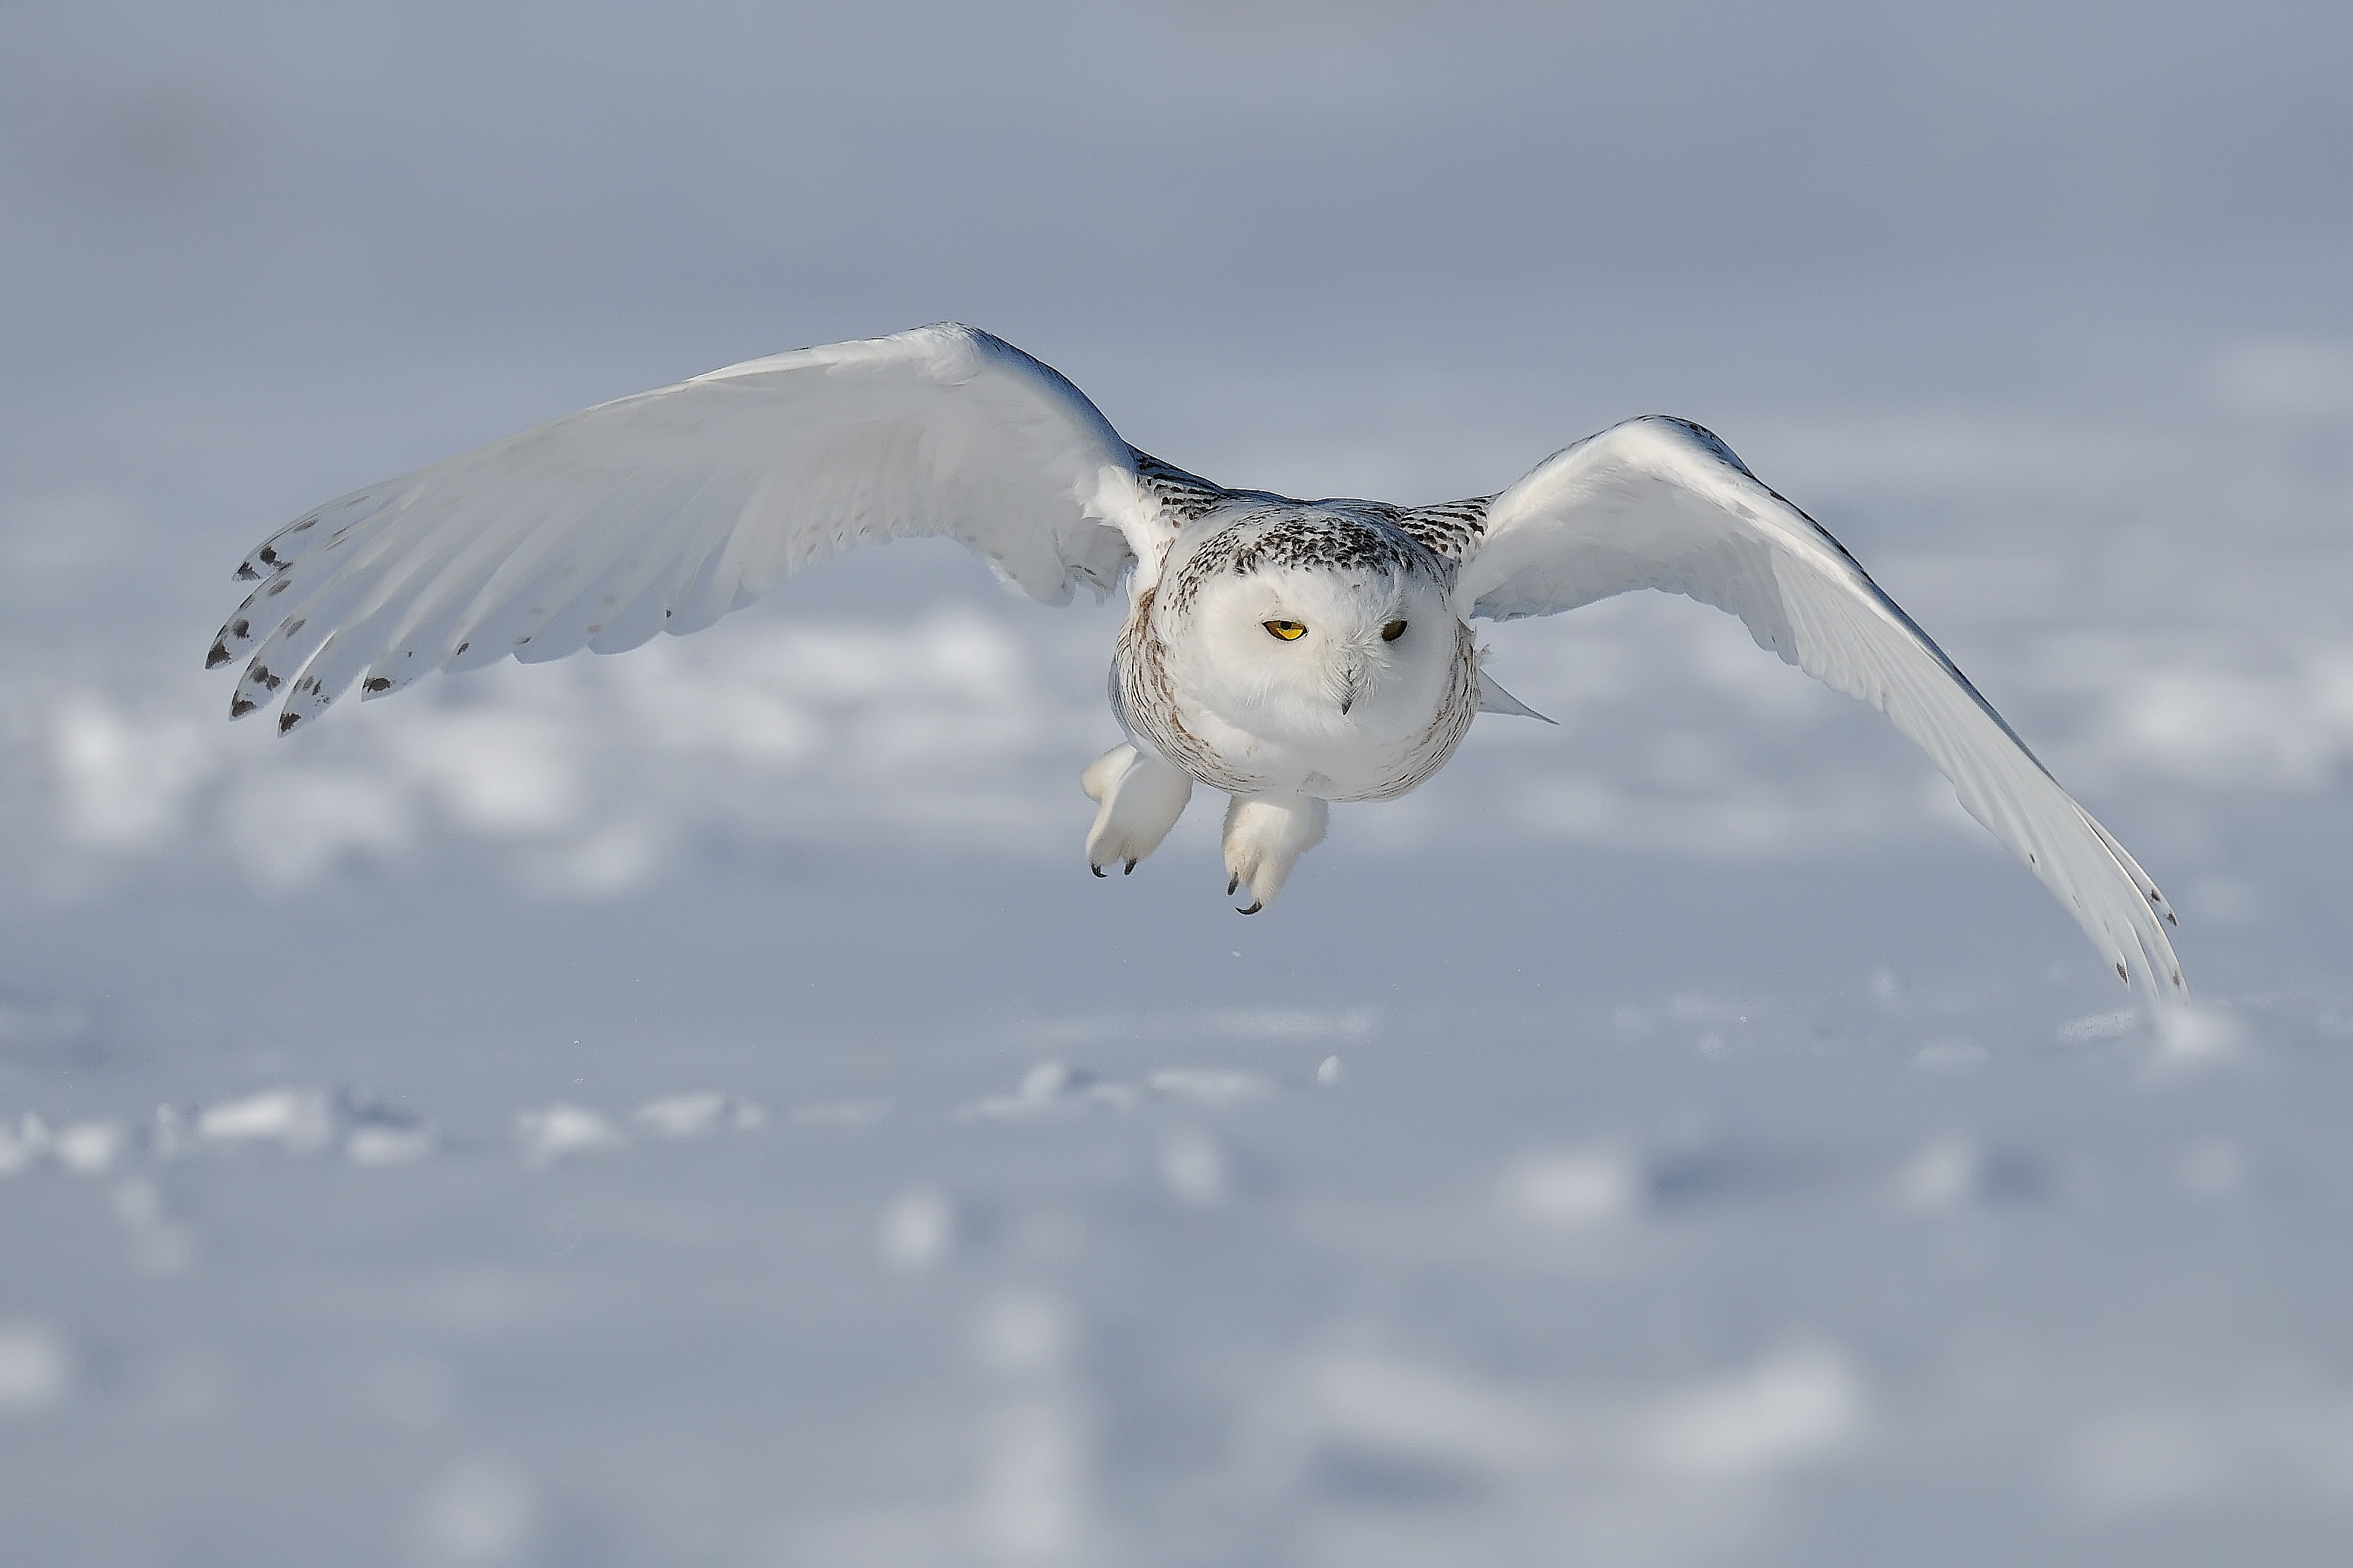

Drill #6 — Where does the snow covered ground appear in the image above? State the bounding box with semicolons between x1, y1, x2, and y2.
4;2;2352;1563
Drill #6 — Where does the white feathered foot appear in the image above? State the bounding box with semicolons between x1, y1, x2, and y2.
1083;744;1194;876
1222;793;1329;914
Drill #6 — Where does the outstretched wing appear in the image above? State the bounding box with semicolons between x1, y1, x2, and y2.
210;324;1181;731
1455;415;2185;1004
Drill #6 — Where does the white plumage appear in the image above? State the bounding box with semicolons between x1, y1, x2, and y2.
211;323;2185;1001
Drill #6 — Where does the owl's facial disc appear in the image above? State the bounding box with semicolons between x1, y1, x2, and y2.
1187;562;1453;739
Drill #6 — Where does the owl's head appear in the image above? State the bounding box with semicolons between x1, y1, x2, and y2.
1166;510;1461;744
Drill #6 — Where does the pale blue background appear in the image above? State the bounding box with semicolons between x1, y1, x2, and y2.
3;4;2352;1563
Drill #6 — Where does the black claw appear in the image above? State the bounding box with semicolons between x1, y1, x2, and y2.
1091;864;1105;878
1226;875;1240;896
1237;902;1262;915
1123;858;1136;876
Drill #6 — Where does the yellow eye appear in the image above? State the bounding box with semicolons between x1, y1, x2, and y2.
1381;620;1407;641
1264;620;1307;641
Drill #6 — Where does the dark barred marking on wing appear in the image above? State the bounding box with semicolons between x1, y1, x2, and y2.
1654;415;1753;477
1394;496;1491;564
1130;451;1229;524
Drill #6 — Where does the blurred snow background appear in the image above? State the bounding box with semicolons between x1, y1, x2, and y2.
4;1;2352;1563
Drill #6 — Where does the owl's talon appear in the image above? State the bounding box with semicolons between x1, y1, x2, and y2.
1091;864;1105;878
1123;858;1136;875
1220;793;1330;917
1083;744;1193;879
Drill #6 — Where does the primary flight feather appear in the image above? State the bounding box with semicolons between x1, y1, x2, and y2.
210;323;2185;1002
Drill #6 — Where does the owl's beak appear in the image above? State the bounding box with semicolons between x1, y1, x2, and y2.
1336;657;1368;716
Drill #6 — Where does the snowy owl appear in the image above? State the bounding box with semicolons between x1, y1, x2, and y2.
210;323;2183;1000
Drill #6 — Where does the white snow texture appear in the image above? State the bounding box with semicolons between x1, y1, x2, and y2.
4;3;2353;1565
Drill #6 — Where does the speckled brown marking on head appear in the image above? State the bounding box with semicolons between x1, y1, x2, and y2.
1167;506;1449;617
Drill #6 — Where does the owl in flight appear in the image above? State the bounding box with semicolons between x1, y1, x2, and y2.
210;324;2183;1001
